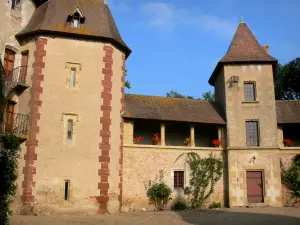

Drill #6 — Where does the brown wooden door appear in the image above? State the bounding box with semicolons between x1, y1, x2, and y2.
4;49;15;81
20;52;29;82
246;171;264;203
5;102;15;132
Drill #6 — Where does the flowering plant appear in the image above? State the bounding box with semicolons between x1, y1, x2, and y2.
134;136;144;144
152;133;161;145
212;139;222;147
184;137;191;146
283;139;295;147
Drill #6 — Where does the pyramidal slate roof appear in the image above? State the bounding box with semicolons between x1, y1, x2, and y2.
16;0;131;57
209;22;277;85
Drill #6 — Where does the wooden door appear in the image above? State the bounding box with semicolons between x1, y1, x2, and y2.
246;171;264;203
20;52;29;82
4;49;15;81
5;102;15;132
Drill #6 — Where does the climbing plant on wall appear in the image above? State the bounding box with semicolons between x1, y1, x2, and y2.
176;152;223;208
281;154;300;206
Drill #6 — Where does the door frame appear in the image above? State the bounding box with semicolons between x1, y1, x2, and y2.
245;170;265;204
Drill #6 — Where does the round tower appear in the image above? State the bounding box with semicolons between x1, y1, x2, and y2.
15;0;131;214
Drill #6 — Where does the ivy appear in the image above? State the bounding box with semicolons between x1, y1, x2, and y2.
146;170;172;211
281;154;300;206
177;152;223;208
0;132;21;225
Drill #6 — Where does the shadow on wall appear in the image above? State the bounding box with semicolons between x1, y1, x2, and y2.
176;208;300;225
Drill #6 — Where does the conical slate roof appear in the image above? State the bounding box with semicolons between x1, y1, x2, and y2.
16;0;131;57
209;22;277;85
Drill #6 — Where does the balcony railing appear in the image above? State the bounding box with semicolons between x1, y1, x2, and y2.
2;112;29;137
5;66;28;95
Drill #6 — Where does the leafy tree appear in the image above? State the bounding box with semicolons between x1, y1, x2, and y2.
166;90;194;99
125;69;131;89
200;91;215;101
275;58;300;100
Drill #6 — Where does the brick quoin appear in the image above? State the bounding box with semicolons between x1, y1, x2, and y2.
118;54;126;206
22;38;47;206
98;45;114;214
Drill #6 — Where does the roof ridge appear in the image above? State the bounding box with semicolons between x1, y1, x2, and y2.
125;93;212;103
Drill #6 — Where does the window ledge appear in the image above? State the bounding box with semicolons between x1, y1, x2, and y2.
242;101;259;104
280;147;300;150
124;144;223;151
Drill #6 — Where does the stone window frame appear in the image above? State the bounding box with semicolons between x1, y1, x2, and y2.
65;62;81;89
62;113;79;146
245;120;260;146
244;81;257;101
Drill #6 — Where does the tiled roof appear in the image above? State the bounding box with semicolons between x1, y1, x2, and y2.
209;22;277;85
276;101;300;124
123;94;226;124
16;0;131;57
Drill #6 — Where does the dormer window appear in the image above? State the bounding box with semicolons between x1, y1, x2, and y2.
67;7;85;29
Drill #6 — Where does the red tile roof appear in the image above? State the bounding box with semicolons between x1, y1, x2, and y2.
276;100;300;124
209;22;277;85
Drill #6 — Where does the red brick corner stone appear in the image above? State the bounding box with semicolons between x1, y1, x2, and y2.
21;38;47;205
98;45;114;214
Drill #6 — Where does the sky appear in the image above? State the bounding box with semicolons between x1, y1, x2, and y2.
107;0;300;98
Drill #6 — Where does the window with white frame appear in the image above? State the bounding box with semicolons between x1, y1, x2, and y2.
244;82;256;101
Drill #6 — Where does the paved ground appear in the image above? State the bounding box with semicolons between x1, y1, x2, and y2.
11;207;300;225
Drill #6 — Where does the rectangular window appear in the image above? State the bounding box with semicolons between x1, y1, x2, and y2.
72;19;79;28
244;82;256;101
70;68;76;88
64;180;70;201
246;121;259;146
174;171;184;189
11;0;21;10
67;120;73;140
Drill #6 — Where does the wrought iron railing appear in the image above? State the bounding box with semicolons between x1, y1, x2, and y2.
5;66;28;96
3;112;29;137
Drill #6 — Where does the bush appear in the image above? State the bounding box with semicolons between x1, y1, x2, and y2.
209;201;222;209
146;170;172;211
281;154;300;205
171;198;189;211
0;132;21;225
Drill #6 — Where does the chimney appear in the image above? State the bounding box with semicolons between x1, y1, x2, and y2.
262;45;269;54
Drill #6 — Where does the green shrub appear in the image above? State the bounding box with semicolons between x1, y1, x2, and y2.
281;154;300;204
0;132;21;225
209;201;222;209
171;198;189;211
146;170;172;211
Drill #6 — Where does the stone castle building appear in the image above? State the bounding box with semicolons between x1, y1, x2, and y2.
0;0;299;214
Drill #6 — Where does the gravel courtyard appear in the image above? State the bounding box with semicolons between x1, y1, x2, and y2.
11;207;300;225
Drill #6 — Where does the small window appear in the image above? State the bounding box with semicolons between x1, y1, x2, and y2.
244;82;256;101
64;180;70;201
246;121;259;146
67;120;73;140
70;68;76;87
71;18;79;28
174;171;184;189
11;0;21;10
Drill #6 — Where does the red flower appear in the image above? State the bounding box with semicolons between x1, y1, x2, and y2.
134;136;144;144
283;139;295;147
212;139;222;147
